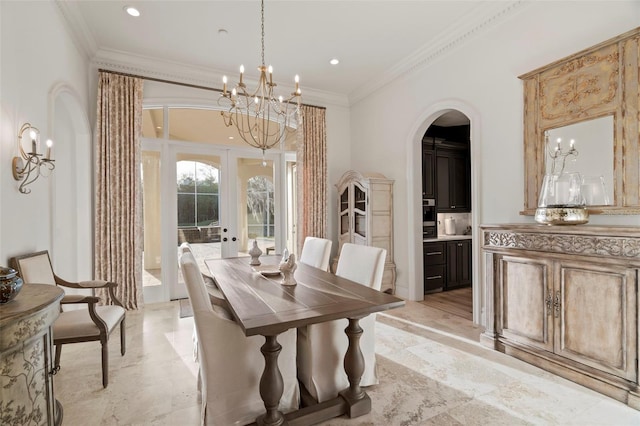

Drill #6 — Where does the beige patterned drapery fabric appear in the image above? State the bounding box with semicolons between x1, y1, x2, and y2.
94;72;144;310
296;105;327;254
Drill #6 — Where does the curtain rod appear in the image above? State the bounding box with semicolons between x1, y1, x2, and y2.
98;68;326;110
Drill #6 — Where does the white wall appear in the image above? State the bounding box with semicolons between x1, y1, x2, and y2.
1;1;90;271
349;1;640;315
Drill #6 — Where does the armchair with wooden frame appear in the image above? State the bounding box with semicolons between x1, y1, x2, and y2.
10;250;126;388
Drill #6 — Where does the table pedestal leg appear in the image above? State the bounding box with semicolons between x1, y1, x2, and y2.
257;334;285;426
339;317;371;417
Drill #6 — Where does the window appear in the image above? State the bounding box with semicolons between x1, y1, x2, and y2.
177;161;220;227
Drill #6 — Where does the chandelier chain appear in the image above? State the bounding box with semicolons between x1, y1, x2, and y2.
261;0;265;67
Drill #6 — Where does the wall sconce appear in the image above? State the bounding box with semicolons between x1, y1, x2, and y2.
12;123;55;194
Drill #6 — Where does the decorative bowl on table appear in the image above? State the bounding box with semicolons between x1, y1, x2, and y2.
0;266;23;304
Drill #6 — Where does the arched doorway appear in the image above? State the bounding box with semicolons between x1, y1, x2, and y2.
421;111;473;320
406;101;482;326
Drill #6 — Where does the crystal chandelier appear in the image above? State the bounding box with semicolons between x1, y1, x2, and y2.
218;0;301;154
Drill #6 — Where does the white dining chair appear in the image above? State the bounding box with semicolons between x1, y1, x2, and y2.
178;242;226;307
297;243;386;403
179;251;300;425
298;236;332;271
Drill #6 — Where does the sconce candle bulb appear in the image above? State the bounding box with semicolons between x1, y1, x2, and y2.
12;123;55;194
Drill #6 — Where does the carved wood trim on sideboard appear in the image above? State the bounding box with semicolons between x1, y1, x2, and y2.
482;224;640;262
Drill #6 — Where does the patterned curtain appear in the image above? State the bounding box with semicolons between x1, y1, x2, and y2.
296;105;327;254
94;72;144;309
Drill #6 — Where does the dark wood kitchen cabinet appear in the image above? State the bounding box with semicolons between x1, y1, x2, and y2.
423;241;446;293
436;150;470;212
446;239;471;289
422;147;435;200
423;239;471;293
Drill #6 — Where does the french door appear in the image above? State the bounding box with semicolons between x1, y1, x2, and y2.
142;141;284;302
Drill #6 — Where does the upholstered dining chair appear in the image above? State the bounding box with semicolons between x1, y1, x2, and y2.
298;236;332;271
297;243;386;403
178;242;226;307
10;250;126;388
179;251;299;425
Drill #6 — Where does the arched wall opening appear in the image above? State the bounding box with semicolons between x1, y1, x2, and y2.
406;100;483;325
48;83;92;283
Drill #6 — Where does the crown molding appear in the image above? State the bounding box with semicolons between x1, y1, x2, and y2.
54;0;97;59
349;1;531;105
93;48;349;108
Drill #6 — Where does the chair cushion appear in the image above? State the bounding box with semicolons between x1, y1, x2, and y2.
53;305;125;340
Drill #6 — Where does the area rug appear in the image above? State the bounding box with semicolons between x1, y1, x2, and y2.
178;298;193;318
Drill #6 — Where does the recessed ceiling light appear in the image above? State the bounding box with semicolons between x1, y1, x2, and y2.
330;58;340;65
218;29;228;37
228;136;234;140
124;6;140;17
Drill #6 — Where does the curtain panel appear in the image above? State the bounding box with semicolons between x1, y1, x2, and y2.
296;105;327;254
94;72;144;310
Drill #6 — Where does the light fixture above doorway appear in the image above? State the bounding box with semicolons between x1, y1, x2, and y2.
218;0;301;155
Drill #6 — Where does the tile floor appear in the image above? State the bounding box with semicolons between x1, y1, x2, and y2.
54;300;640;425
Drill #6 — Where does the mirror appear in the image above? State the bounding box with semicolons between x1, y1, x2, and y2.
520;27;640;215
545;116;614;205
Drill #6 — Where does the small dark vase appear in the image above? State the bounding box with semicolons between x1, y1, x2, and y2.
0;266;23;304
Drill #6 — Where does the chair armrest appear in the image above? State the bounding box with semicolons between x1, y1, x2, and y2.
61;294;101;304
55;274;125;308
78;280;114;289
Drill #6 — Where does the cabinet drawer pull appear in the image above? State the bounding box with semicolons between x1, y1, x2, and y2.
426;251;442;256
426;275;442;280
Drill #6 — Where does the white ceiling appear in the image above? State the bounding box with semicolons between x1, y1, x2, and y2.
59;0;517;106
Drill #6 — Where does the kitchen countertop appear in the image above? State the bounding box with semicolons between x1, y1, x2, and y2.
424;235;473;242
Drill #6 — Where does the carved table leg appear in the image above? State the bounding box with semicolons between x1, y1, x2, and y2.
339;316;371;417
257;334;285;426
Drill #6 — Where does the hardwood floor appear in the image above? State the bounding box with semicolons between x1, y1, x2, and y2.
419;286;472;321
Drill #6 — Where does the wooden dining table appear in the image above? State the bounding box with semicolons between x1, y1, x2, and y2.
204;255;405;426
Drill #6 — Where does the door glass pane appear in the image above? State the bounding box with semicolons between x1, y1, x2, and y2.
142;151;162;287
176;155;222;277
238;157;275;256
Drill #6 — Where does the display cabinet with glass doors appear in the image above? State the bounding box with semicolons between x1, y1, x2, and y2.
336;170;396;294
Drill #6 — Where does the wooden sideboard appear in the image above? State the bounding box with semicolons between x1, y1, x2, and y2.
0;284;64;425
480;224;640;409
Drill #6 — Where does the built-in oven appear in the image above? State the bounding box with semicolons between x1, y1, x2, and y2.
422;198;436;238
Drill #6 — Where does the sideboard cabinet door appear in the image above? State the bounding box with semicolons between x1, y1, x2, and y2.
555;261;637;382
498;255;554;353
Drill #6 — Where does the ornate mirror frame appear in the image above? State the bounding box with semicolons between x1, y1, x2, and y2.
520;27;640;215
